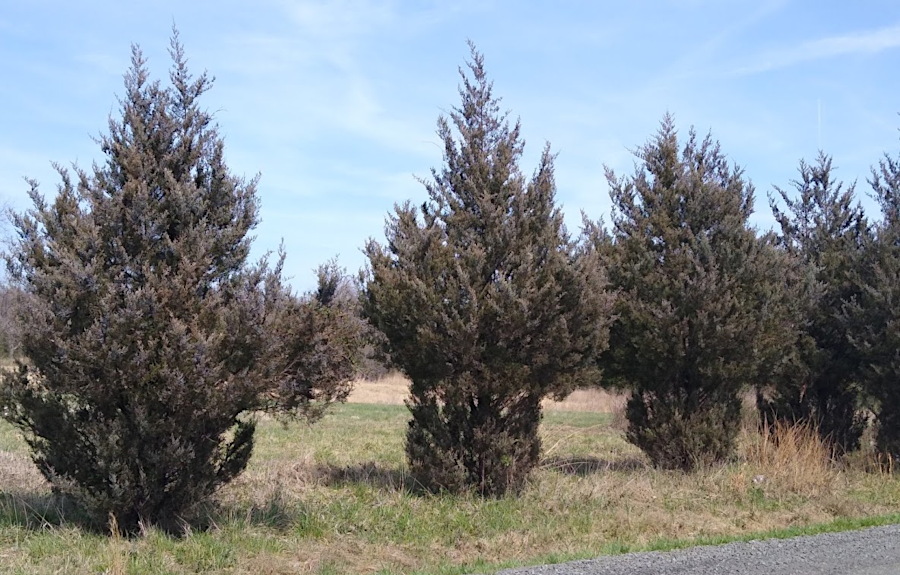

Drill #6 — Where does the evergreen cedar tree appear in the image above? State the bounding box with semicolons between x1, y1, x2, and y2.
0;35;363;533
363;45;613;496
843;145;900;465
758;152;868;453
599;115;794;471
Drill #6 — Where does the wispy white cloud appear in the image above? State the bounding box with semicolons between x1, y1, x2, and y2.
210;0;447;161
633;0;787;88
280;0;397;39
734;23;900;75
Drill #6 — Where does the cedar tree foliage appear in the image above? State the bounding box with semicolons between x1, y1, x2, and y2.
0;204;19;358
601;115;789;470
759;152;868;453
313;258;390;382
363;45;613;495
0;35;360;532
843;143;900;464
0;285;22;358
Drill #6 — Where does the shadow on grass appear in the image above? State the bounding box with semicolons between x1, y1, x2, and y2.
207;464;423;535
2;463;419;538
0;490;93;531
1;488;296;537
0;490;219;537
540;455;647;476
319;457;650;489
318;461;425;494
203;494;303;533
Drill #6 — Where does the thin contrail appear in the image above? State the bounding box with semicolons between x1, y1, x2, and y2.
818;99;822;150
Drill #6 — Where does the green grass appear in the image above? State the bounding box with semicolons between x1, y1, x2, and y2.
1;402;899;574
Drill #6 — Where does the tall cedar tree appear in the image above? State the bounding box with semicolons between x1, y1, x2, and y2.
0;36;361;532
759;153;868;452
843;142;900;463
602;115;790;470
364;46;612;495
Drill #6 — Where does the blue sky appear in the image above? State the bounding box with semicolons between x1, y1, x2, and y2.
2;0;900;290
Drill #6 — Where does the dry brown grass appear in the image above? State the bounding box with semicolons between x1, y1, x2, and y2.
347;373;627;414
346;372;410;405
543;388;627;414
107;514;128;575
741;420;840;497
0;451;45;493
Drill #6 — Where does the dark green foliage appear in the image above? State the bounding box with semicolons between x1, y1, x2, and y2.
0;35;360;533
601;115;791;470
309;258;390;385
364;45;613;495
0;205;21;358
843;144;900;463
625;391;742;469
758;152;868;452
0;285;22;358
266;278;363;423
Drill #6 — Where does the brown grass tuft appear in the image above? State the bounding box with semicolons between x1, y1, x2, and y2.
741;420;840;497
106;513;127;575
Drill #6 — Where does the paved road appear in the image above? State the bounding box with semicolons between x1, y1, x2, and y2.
500;524;900;575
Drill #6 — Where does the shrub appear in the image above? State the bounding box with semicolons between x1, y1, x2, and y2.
0;34;359;532
599;115;794;470
364;45;613;495
314;259;390;382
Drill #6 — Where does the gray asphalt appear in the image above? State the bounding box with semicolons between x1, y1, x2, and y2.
499;524;900;575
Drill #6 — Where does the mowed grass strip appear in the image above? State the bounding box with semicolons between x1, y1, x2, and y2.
0;380;898;575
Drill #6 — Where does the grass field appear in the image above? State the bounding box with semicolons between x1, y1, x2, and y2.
0;375;899;574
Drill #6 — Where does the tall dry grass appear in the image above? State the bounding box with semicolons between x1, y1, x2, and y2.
106;513;127;575
740;420;840;498
543;388;627;414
